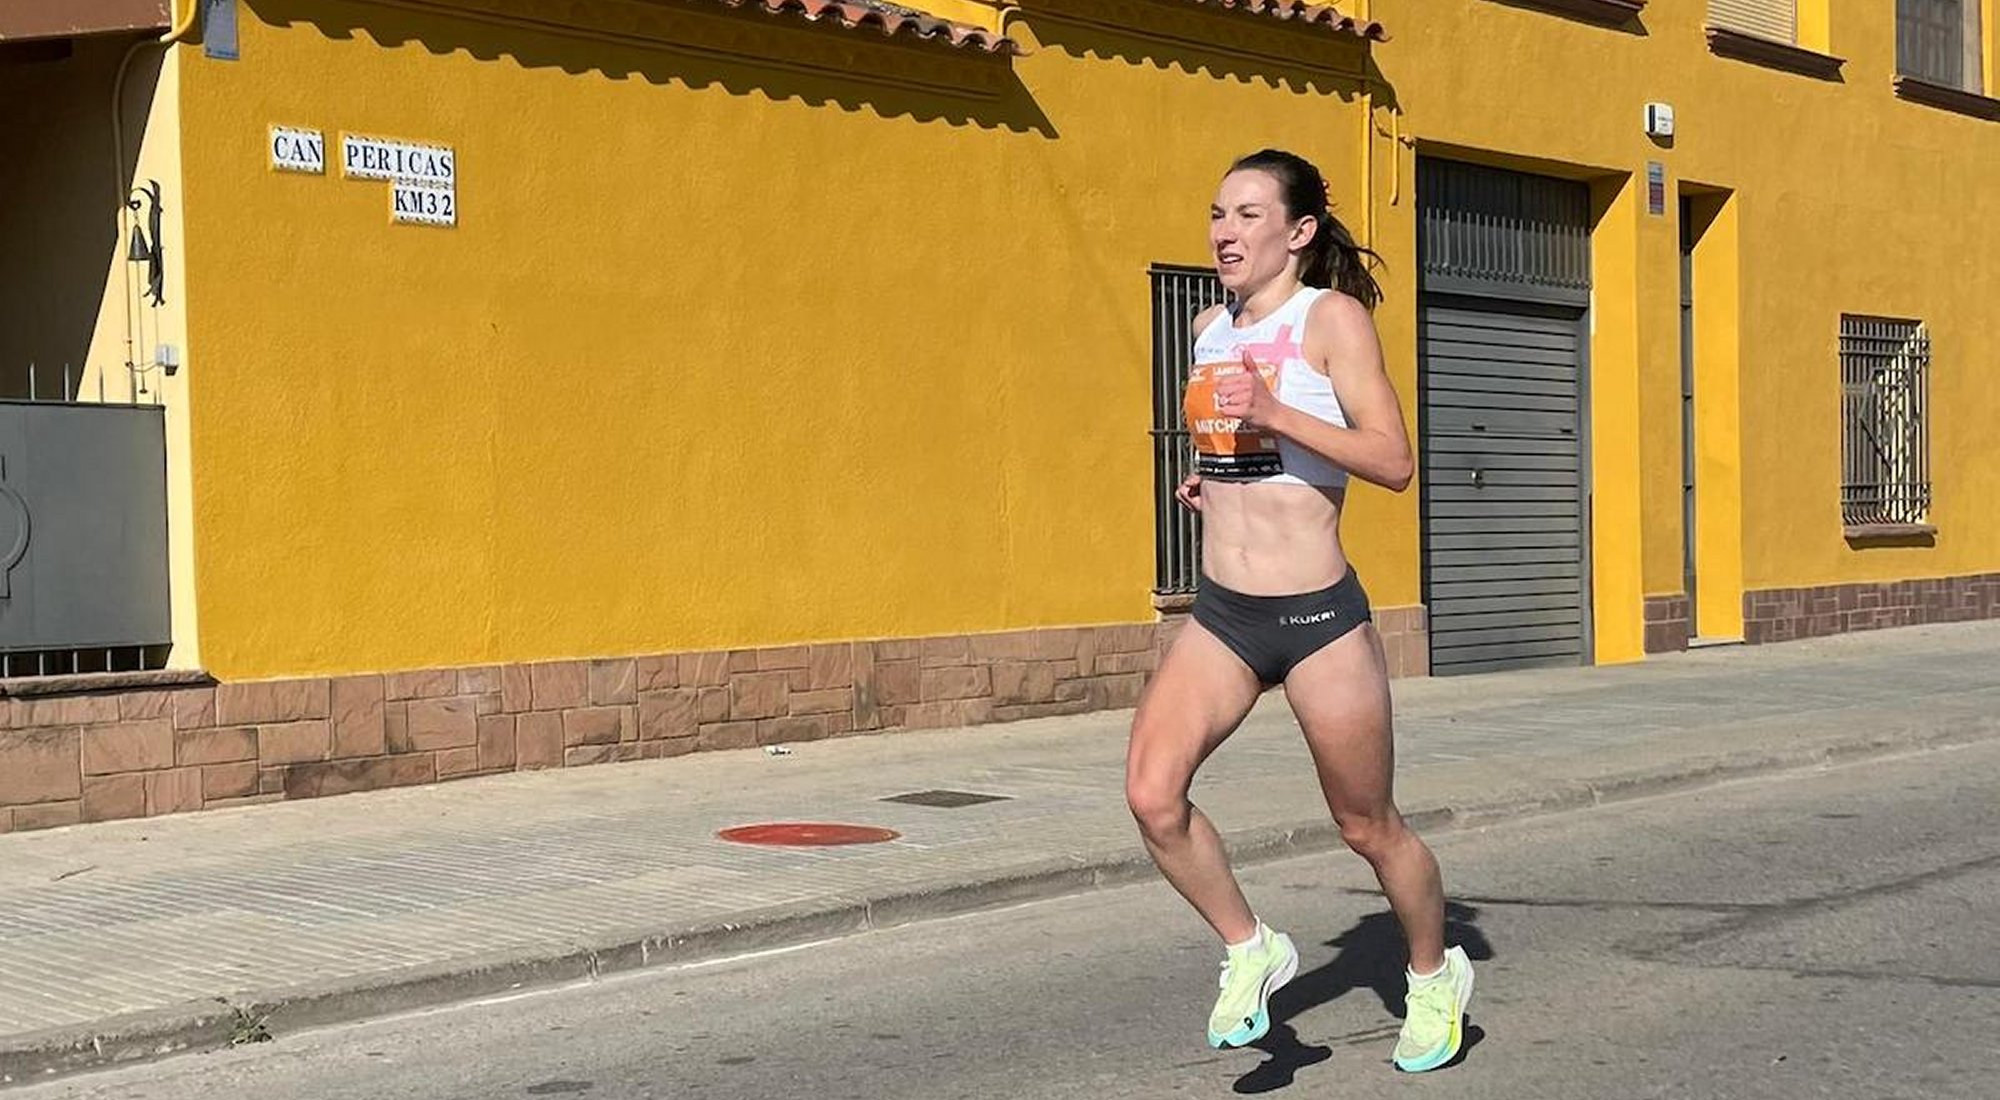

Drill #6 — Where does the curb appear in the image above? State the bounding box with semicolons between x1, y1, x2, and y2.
4;713;1995;1088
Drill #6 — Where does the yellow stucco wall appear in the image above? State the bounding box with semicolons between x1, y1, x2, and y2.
1988;0;1998;95
1374;0;2000;656
1687;193;1746;642
175;0;1386;678
121;44;202;672
1583;175;1652;665
162;0;2000;678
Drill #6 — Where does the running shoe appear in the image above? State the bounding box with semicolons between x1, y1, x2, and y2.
1206;923;1298;1048
1393;945;1475;1072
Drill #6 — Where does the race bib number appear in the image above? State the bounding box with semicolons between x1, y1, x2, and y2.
1183;360;1283;479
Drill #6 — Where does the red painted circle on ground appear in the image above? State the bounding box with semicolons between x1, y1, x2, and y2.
717;822;901;846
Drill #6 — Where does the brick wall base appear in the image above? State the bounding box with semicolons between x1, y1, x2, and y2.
1376;606;1430;677
1644;595;1691;654
1743;572;2000;645
0;607;1430;833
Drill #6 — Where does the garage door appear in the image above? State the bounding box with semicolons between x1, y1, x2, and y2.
1418;159;1592;675
1421;302;1588;674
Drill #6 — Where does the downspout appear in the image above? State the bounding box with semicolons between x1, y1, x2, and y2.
992;1;1022;36
112;0;197;395
987;1;1027;49
1357;5;1413;221
1360;88;1374;249
1357;0;1374;249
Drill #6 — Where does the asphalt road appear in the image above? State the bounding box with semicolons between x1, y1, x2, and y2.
16;740;1998;1100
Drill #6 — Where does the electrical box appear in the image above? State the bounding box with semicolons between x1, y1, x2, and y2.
1645;103;1675;139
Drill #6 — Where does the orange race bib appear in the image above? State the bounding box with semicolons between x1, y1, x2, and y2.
1183;360;1284;479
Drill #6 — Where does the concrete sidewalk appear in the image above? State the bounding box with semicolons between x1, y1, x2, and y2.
3;622;1998;1086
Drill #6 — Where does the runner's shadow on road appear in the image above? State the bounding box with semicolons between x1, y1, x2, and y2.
1232;1023;1330;1094
1233;902;1494;1093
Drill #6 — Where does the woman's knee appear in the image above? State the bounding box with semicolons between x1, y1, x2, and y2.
1335;808;1406;862
1124;765;1191;841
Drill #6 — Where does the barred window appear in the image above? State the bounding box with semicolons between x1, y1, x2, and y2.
1840;316;1932;528
1148;265;1225;598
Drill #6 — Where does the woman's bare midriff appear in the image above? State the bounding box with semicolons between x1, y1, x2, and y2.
1197;478;1349;595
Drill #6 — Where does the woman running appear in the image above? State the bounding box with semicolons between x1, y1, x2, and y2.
1125;148;1472;1073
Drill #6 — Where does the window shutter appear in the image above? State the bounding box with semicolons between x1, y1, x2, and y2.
1709;0;1797;42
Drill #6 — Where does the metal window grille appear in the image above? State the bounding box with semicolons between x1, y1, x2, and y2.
1840;316;1931;527
1148;265;1226;597
1417;159;1591;304
1897;0;1965;87
0;645;171;679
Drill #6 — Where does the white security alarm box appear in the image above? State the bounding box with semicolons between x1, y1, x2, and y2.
1646;102;1675;138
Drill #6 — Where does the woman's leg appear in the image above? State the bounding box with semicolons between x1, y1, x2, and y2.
1125;622;1267;941
1281;623;1443;969
1283;624;1472;1072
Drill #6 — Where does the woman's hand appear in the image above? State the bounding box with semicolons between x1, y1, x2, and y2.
1175;473;1202;512
1211;350;1282;430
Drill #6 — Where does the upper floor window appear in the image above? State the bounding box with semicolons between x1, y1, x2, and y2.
1704;1;1844;79
1898;0;1985;93
1709;0;1797;44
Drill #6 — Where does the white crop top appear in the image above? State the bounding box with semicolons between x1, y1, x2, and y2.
1182;285;1349;488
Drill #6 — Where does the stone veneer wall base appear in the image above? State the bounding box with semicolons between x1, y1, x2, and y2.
1742;572;2000;645
0;608;1431;832
1644;594;1691;654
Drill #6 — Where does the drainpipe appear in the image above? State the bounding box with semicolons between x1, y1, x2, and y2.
1355;0;1374;250
1355;6;1412;228
111;0;197;396
1360;89;1375;250
989;2;1025;44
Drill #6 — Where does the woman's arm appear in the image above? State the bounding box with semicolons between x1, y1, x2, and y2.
1215;293;1414;492
1175;303;1232;512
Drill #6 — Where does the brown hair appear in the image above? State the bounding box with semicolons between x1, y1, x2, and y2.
1228;149;1383;310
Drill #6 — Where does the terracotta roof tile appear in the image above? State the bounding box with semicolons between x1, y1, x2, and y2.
705;0;1019;55
1179;0;1388;40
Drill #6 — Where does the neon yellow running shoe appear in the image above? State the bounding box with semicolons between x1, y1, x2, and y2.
1393;945;1475;1072
1206;924;1298;1049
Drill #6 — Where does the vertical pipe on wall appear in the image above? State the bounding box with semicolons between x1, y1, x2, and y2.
111;1;197;397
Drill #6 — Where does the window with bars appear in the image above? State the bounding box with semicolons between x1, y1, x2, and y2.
1148;265;1226;597
1840;316;1932;529
1897;0;1983;92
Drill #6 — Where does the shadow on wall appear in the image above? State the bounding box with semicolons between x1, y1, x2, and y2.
0;36;163;398
1022;0;1393;111
1482;0;1649;37
248;0;1058;136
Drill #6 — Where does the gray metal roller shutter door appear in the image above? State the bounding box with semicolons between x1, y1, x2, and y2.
1421;301;1589;674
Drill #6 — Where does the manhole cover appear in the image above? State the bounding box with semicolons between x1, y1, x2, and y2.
716;822;901;846
880;789;1011;809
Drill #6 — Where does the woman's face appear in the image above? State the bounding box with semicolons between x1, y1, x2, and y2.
1210;169;1308;295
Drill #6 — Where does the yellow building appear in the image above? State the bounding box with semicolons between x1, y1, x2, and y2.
2;0;1996;828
